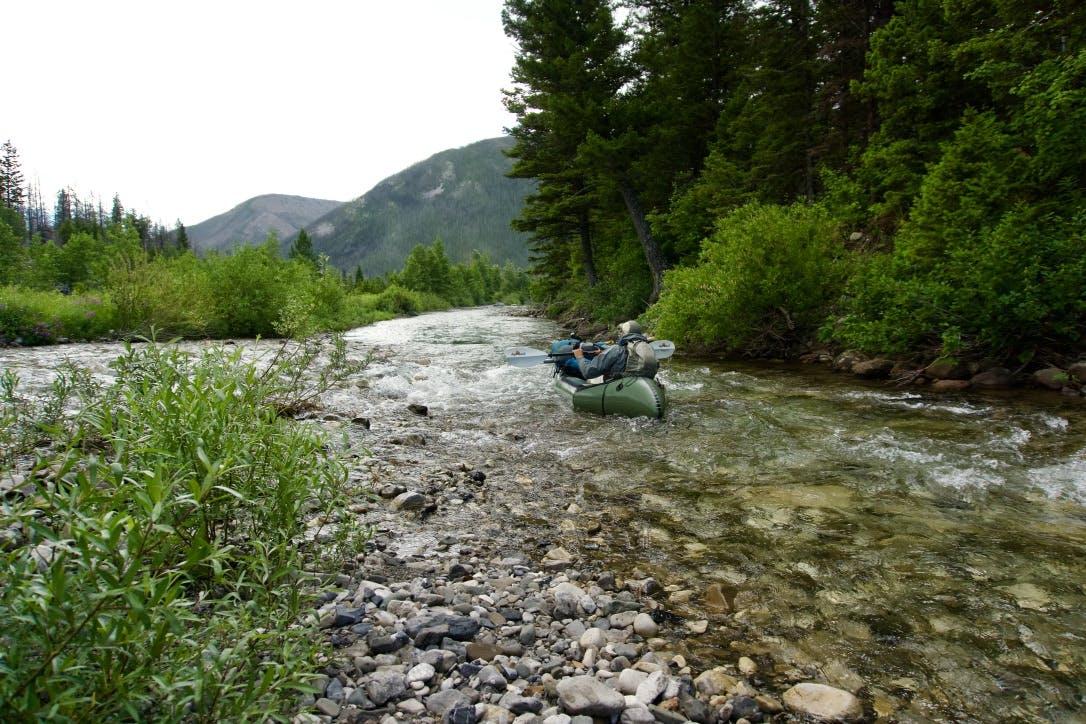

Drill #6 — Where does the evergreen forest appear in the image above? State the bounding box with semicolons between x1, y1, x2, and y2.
502;0;1085;366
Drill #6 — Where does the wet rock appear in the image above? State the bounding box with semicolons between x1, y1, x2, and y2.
1068;361;1086;383
833;351;861;372
1033;367;1070;390
694;667;739;697
556;675;626;717
931;379;971;392
703;583;730;612
851;358;894;378
390;432;427;446
408;403;430;416
970;367;1014;388
391;491;428;510
782;683;864;722
543;546;573;571
730;694;761;721
925;358;971;380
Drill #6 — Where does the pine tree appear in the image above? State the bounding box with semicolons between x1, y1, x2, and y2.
0;140;26;209
502;0;631;290
289;228;317;265
110;194;125;225
175;220;189;252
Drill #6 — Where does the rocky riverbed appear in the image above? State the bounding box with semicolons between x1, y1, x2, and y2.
294;400;872;724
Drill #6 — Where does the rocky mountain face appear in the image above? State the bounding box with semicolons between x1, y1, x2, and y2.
186;137;534;275
187;194;344;253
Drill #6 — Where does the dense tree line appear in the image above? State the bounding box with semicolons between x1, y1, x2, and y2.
503;0;1085;364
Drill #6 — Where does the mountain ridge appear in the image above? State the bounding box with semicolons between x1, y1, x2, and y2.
187;194;344;252
187;137;533;275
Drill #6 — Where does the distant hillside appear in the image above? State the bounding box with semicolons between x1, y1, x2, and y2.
301;136;534;276
188;194;344;252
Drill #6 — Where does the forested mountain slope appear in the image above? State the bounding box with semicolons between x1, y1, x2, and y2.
301;136;534;276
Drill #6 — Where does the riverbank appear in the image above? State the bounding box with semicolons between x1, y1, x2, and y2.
546;307;1086;401
295;398;870;723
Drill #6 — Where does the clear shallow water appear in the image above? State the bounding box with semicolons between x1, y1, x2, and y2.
3;307;1084;722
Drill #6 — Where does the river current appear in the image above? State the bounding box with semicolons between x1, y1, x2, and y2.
2;306;1084;722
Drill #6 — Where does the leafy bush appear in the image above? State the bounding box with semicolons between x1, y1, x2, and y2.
0;337;370;720
829;209;1086;357
0;286;118;343
649;203;847;354
203;242;298;338
827;111;1086;358
107;251;213;338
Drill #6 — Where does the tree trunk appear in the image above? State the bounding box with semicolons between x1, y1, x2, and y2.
578;210;598;286
618;180;665;303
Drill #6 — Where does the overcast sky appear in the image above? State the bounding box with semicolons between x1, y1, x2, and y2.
6;0;518;226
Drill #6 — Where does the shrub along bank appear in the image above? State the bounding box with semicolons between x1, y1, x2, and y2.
0;335;370;720
0;216;531;345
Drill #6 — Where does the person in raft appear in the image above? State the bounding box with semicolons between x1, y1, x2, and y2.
571;320;659;382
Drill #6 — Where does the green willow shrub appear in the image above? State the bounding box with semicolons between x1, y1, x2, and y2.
0;337;370;720
204;242;296;338
650;203;846;353
107;251;213;338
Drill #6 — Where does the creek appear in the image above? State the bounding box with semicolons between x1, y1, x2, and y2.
3;306;1084;722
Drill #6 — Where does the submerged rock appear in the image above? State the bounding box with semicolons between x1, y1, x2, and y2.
782;682;864;721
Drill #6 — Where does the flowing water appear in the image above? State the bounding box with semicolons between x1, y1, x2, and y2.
3;306;1084;722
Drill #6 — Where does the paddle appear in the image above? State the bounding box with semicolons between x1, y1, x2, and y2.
504;346;552;367
504;340;676;367
650;339;676;360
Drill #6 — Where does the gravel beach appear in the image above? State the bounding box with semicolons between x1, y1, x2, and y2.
294;402;869;723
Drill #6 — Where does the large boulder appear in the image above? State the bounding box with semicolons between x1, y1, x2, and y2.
851;358;895;378
1032;367;1070;390
556;675;626;717
925;358;970;380
970;367;1014;389
782;683;864;722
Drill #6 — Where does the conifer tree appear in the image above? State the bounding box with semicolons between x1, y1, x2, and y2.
503;0;630;290
0;140;26;209
175;220;189;252
289;228;318;265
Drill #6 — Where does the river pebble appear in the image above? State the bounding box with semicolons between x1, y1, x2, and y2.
296;525;869;723
289;401;873;722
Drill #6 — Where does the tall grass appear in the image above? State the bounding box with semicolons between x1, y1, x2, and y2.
0;335;370;721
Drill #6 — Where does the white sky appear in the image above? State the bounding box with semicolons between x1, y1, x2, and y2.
6;0;518;226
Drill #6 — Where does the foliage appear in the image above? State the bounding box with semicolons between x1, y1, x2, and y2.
651;203;847;354
499;0;1085;363
828;207;1086;358
108;250;213;338
0;337;370;720
0;286;117;344
288;228;318;266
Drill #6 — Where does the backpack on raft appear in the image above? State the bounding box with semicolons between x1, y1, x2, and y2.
622;339;658;378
